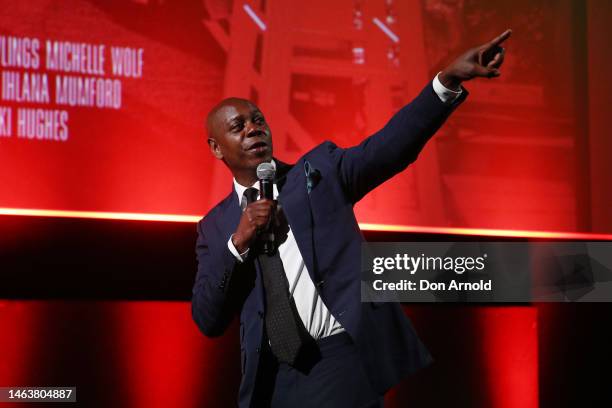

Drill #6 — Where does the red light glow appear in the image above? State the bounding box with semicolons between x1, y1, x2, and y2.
2;207;611;240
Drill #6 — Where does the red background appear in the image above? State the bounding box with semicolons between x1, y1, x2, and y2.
1;0;610;233
1;1;611;408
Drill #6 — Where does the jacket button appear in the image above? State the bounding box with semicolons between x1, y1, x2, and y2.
256;347;261;353
257;310;263;318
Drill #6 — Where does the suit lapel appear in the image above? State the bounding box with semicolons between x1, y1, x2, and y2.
277;160;318;282
274;159;292;193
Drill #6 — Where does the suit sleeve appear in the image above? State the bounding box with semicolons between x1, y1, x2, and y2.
191;218;244;337
334;81;467;203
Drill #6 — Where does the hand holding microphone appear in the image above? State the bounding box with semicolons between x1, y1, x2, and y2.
231;162;277;255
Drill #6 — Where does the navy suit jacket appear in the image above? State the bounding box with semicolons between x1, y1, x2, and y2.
192;83;467;407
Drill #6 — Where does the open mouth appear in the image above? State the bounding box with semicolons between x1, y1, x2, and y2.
247;141;268;152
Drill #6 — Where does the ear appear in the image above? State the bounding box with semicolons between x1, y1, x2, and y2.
208;138;224;160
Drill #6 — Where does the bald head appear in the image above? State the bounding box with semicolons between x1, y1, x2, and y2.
206;97;259;141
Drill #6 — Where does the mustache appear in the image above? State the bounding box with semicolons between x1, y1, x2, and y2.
247;129;268;138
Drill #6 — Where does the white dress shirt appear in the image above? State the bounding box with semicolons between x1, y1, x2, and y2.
227;75;461;340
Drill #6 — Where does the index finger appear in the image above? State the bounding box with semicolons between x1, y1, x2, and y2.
489;29;512;46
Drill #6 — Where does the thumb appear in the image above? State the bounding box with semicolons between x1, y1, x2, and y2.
473;64;500;78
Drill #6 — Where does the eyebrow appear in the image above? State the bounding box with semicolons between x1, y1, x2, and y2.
226;114;244;125
226;109;262;126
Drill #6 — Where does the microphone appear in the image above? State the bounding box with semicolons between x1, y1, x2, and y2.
257;162;275;201
256;162;276;254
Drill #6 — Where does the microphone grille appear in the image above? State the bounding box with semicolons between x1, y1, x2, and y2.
256;162;276;180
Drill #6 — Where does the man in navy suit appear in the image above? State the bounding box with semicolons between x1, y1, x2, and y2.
192;30;511;407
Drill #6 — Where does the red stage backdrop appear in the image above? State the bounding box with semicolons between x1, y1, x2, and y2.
0;0;609;233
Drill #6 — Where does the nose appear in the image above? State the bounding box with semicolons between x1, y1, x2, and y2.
245;121;263;138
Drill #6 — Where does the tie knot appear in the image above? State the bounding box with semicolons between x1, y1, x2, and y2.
243;187;259;209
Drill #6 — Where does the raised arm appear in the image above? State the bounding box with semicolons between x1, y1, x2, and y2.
336;29;512;203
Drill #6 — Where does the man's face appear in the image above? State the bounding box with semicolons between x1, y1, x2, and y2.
208;99;273;174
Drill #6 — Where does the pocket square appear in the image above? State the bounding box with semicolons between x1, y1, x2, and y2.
304;161;321;194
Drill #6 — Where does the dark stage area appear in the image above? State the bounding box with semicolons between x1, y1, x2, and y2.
1;215;610;407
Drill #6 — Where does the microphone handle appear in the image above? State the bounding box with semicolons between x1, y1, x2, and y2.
259;178;275;254
259;178;274;200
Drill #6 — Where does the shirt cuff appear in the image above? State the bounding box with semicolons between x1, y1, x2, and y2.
433;72;462;104
227;235;249;262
